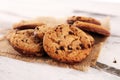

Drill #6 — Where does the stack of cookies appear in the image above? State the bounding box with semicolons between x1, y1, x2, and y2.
7;16;110;63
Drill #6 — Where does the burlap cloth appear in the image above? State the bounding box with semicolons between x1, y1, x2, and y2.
0;17;110;71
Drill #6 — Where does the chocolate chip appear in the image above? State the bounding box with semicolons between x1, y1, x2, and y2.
59;58;62;61
57;40;61;44
76;47;79;50
64;36;66;38
59;46;65;50
22;32;25;34
25;39;28;42
55;27;58;31
55;51;58;54
21;39;28;43
88;44;91;48
55;26;62;32
21;39;24;42
36;27;39;30
68;31;74;35
79;44;85;49
67;45;72;50
60;27;62;30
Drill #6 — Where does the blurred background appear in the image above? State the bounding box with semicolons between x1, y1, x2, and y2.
0;0;120;19
0;0;120;34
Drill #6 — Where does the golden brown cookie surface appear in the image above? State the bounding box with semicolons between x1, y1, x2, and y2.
43;24;94;63
8;29;44;56
72;21;110;36
67;16;101;25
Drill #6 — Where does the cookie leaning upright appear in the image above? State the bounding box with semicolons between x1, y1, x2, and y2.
8;29;44;56
13;20;45;30
67;16;101;25
67;16;110;36
43;24;94;63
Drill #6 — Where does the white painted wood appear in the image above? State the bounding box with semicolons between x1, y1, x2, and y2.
0;57;120;80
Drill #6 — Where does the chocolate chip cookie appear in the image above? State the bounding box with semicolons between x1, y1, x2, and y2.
67;16;101;25
43;24;94;63
72;21;110;36
13;20;44;30
34;25;52;39
8;29;44;56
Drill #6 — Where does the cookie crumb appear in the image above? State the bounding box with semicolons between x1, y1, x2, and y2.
113;58;117;63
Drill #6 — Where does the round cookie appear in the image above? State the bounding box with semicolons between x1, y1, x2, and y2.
72;21;110;36
67;16;101;25
13;20;44;30
8;29;44;56
43;24;94;63
34;25;52;39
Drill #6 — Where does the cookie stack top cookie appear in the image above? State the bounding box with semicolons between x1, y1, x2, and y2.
67;16;110;36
